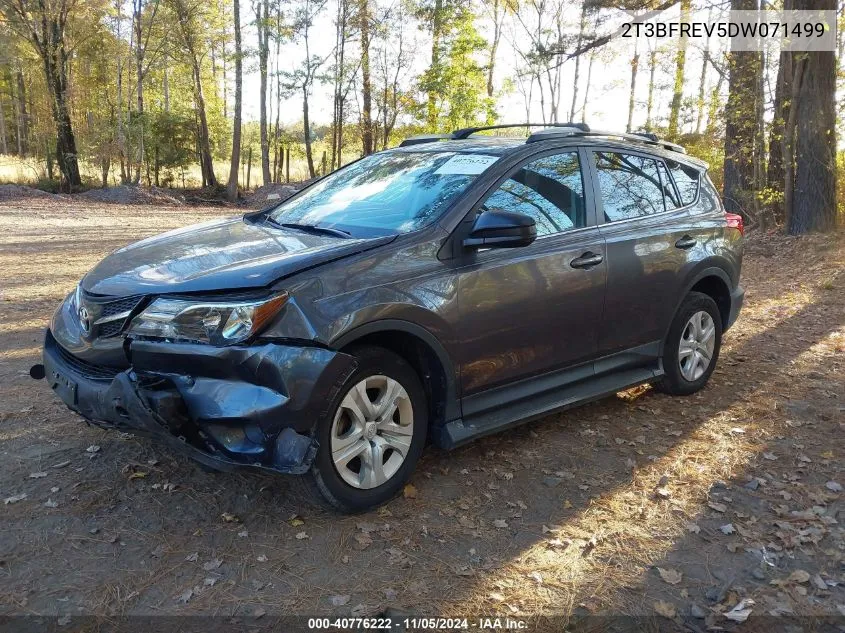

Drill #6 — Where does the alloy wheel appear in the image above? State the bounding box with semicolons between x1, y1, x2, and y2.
678;310;716;381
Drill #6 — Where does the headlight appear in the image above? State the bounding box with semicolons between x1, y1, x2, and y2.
127;293;288;345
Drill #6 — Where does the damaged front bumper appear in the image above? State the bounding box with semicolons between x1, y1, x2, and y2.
41;330;356;474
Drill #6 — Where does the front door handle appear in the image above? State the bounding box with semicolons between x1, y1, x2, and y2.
570;252;604;269
675;235;697;249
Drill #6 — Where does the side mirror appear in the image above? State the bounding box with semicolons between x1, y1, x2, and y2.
463;209;537;249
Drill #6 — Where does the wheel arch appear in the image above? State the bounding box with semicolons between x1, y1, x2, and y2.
676;265;733;330
331;320;460;428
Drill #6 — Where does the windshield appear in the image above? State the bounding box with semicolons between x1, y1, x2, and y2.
266;151;497;237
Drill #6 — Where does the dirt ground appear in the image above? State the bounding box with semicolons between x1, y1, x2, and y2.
0;193;843;630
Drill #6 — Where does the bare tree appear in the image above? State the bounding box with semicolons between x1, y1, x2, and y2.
226;0;242;201
170;0;218;187
255;0;271;185
358;0;373;155
284;0;329;178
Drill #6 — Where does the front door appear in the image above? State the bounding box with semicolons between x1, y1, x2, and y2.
455;149;607;412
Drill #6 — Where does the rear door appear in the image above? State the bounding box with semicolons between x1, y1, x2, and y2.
589;148;696;357
456;148;607;408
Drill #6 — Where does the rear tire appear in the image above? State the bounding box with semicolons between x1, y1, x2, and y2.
657;292;722;396
309;346;427;513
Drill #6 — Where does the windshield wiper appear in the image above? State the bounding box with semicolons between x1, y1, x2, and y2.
266;218;352;238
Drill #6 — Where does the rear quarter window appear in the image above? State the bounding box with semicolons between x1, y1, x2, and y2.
667;161;700;206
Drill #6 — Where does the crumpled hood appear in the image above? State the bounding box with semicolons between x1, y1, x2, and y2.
81;216;393;296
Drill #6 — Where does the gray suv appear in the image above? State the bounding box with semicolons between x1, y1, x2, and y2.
33;124;745;512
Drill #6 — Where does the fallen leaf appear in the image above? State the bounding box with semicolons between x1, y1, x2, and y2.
658;567;683;585
185;552;199;562
176;588;194;603
86;445;100;454
128;471;147;480
29;471;48;478
288;517;304;527
257;554;268;562
202;558;222;571
253;607;266;618
4;493;26;504
221;513;240;523
527;571;543;584
353;532;372;550
493;519;508;529
52;460;71;469
685;522;701;534
825;481;843;492
295;531;309;540
203;577;218;586
763;452;778;461
708;501;727;513
329;595;350;606
654;600;677;618
789;570;810;584
720;523;736;535
44;499;58;508
403;484;418;499
238;530;249;538
724;599;754;622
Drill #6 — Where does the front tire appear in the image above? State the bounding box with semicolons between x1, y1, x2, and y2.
310;346;428;513
657;292;722;396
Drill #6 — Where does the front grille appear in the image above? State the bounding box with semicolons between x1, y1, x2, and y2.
47;331;121;381
81;291;144;339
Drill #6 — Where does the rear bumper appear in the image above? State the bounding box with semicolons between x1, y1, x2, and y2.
725;285;745;331
42;330;356;474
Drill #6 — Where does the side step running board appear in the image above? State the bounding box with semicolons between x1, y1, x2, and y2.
438;367;662;449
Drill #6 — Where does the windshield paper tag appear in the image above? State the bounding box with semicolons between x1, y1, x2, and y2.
435;154;499;175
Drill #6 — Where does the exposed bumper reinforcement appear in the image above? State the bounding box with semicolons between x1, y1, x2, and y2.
41;330;357;474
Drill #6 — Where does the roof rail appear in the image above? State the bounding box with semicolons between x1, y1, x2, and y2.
526;127;686;154
398;133;454;147
451;122;590;139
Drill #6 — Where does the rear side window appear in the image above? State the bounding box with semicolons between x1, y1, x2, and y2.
657;161;681;208
593;152;665;221
667;160;700;206
482;151;586;237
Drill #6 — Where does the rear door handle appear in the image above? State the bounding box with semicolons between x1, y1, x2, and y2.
675;235;697;249
570;252;604;269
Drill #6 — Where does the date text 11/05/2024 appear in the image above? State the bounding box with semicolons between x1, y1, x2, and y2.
307;617;528;630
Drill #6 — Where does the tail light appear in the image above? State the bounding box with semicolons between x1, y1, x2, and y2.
725;213;744;236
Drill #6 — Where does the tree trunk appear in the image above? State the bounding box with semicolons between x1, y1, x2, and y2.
39;15;82;190
645;47;657;131
667;0;689;139
359;0;373;155
485;0;502;99
0;94;7;154
767;48;791;223
569;1;588;122
191;59;217;187
15;68;28;155
257;0;271;185
722;0;762;219
627;41;639;133
426;0;443;130
581;50;595;123
133;0;145;184
227;0;243;202
303;87;315;178
788;39;837;233
783;55;802;229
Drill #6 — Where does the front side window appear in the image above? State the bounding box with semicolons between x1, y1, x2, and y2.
268;151;496;237
481;151;586;237
594;152;666;222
